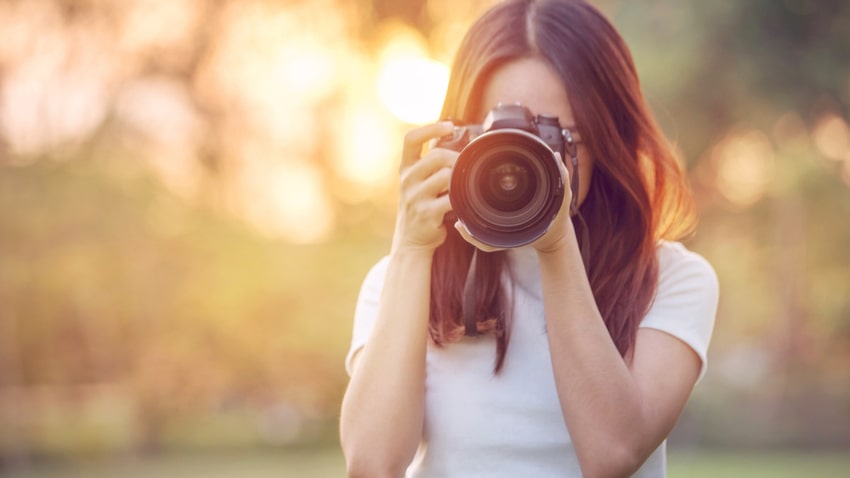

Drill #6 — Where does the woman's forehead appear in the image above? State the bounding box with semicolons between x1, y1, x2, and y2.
478;57;575;127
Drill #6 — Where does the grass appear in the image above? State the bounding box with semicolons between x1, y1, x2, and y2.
1;447;346;478
3;447;849;477
668;450;850;478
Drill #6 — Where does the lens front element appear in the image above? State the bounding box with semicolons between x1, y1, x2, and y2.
485;160;533;212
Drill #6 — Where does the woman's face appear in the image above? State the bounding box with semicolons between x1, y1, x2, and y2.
478;57;594;206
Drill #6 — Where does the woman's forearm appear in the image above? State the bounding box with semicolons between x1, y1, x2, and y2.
340;248;433;477
537;240;651;478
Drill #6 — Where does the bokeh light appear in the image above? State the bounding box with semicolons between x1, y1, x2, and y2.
812;113;850;161
377;57;450;125
711;130;776;207
114;77;205;197
334;100;402;198
240;158;335;244
375;22;450;125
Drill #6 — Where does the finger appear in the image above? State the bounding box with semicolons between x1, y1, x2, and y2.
415;165;452;198
434;194;452;217
400;148;456;193
554;152;570;180
549;151;573;207
454;220;504;253
402;192;452;225
410;147;456;179
401;121;455;170
414;195;453;230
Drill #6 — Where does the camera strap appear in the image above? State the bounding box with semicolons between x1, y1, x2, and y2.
462;248;481;337
564;130;580;214
564;130;591;269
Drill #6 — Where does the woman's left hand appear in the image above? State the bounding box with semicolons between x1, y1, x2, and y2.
530;153;576;254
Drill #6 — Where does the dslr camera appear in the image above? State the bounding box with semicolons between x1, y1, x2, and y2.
436;103;577;248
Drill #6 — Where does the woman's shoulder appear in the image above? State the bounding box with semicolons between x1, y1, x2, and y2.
655;241;717;288
652;241;719;312
645;241;719;382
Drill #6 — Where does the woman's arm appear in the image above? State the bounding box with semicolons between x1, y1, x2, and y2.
454;154;710;477
340;249;433;478
339;122;456;478
536;235;703;478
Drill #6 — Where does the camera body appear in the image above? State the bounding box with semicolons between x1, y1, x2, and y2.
437;103;567;157
436;104;573;248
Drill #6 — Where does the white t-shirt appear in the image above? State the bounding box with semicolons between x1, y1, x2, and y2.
346;241;719;478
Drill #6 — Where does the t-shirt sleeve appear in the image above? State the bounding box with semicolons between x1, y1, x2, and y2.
345;256;390;376
639;242;719;382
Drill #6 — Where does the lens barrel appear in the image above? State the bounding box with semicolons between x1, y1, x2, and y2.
449;129;565;248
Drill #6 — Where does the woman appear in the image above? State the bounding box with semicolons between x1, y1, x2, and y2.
340;0;718;476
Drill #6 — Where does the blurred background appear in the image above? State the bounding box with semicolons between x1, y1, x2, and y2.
0;0;848;476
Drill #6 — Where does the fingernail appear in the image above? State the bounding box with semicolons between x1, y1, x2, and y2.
454;220;467;234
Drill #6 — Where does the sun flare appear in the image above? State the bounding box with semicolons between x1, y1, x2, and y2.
377;56;450;125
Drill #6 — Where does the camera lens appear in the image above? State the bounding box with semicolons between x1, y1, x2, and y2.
468;150;547;228
449;129;565;248
483;160;533;212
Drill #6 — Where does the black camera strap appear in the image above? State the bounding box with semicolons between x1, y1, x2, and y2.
463;248;481;337
564;129;580;215
564;129;591;269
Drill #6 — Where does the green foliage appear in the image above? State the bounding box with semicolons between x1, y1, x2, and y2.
617;0;850;159
0;155;389;456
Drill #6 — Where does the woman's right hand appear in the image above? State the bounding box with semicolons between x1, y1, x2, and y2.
391;121;457;254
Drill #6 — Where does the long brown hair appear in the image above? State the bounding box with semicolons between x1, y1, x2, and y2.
430;0;695;372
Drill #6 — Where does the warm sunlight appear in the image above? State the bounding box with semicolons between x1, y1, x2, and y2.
377;56;450;125
6;1;850;472
334;100;403;199
241;159;334;244
374;24;450;125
